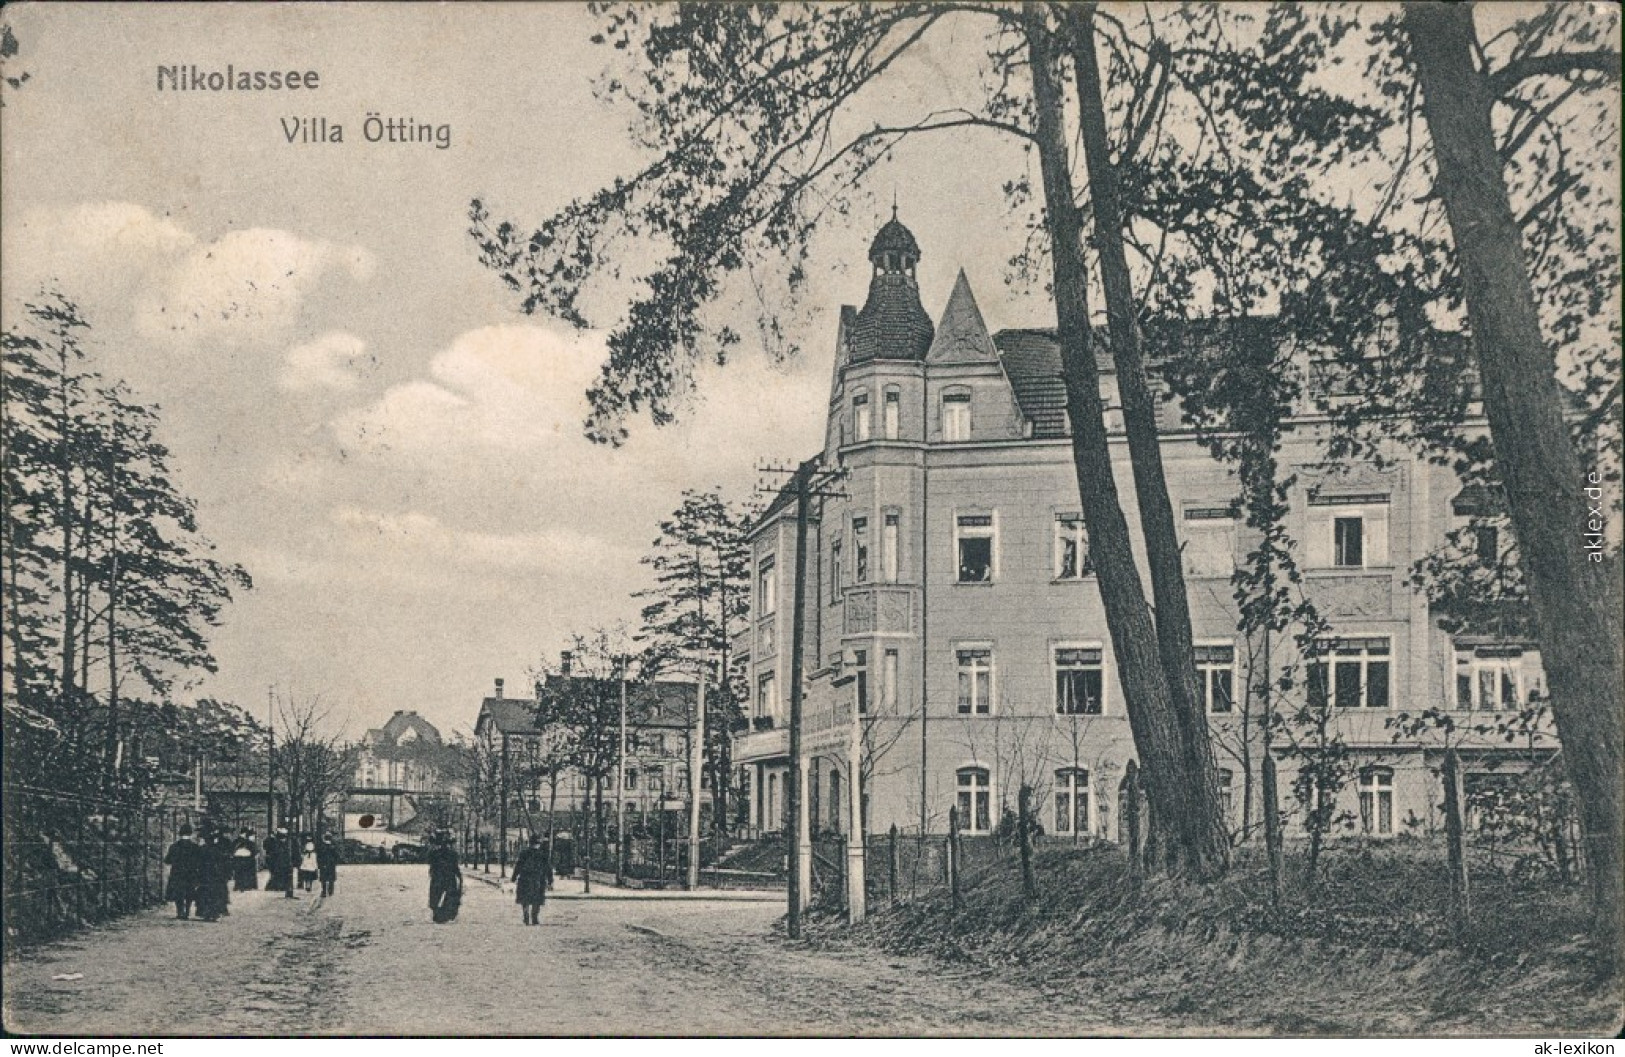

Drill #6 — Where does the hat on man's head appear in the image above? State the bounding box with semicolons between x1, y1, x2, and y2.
179;824;193;836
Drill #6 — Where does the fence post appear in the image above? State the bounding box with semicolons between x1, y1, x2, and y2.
948;806;962;910
1262;754;1283;905
1018;784;1037;898
888;824;899;906
1442;747;1471;939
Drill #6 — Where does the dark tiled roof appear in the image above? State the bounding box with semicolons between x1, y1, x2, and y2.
849;272;934;362
479;697;540;736
536;676;700;727
993;329;1072;437
869;216;921;259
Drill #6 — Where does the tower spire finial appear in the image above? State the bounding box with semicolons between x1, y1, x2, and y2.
892;187;898;221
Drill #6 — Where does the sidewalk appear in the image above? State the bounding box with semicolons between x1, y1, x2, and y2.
465;868;785;902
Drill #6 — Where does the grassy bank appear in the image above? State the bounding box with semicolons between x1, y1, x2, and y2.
801;840;1623;1035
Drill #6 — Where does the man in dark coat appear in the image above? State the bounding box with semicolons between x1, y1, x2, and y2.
427;831;462;923
512;834;553;926
163;825;201;919
316;833;339;896
232;829;259;891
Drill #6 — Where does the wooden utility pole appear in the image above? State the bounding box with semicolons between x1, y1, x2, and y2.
498;733;510;878
616;655;628;887
758;459;847;939
786;462;811;938
689;657;706;891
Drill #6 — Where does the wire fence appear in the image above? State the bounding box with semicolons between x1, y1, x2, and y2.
3;780;182;952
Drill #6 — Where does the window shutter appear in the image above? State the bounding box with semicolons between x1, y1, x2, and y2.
1305;512;1331;568
1366;507;1390;566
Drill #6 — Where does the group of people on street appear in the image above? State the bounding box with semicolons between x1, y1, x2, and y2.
165;821;339;919
166;822;557;928
162;823;240;921
423;829;554;927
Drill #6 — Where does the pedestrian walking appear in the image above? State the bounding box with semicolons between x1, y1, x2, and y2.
232;828;260;891
163;824;201;920
427;830;462;924
298;836;319;892
512;833;553;926
316;833;339;896
195;825;232;922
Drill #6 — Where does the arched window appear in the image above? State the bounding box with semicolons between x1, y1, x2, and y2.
956;767;991;834
1359;767;1394;836
1054;768;1090;836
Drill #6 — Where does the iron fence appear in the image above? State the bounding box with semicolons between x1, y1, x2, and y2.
3;780;180;952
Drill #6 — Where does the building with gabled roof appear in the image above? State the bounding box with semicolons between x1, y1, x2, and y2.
731;214;1552;850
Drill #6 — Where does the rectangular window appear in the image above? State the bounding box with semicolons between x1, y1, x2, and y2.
757;672;777;717
1184;507;1237;578
758;557;777;614
883;513;900;581
1195;643;1235;714
853;517;870;583
1454;648;1530;711
942;392;971;442
1054;769;1089;835
1054;646;1104;715
625;767;639;791
1333;516;1364;568
830;536;843;602
955;514;995;583
957;768;991;834
883;390;901;439
1359;769;1394;836
882;649;899;712
956;647;993;715
1308;638;1392;709
1309;494;1389;568
853;392;871;442
1054;515;1093;579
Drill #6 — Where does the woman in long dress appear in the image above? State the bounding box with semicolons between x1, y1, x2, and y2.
232;829;259;891
297;837;319;891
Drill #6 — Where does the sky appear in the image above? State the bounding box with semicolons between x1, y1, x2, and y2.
1;3;1048;740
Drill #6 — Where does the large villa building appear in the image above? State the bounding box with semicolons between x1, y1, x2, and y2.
730;214;1548;844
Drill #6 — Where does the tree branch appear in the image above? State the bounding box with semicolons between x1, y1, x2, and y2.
1489;49;1621;97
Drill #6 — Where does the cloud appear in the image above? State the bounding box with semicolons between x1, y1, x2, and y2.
281;331;374;392
327;504;636;578
137;227;376;347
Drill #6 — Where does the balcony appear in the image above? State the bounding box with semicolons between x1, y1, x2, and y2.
842;584;916;635
735;718;789;763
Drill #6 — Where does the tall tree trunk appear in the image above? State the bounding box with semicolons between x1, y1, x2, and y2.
1067;4;1229;879
1405;2;1624;964
1025;4;1190;867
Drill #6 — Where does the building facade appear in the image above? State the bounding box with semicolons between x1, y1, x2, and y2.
355;709;449;794
731;215;1549;844
473;671;718;841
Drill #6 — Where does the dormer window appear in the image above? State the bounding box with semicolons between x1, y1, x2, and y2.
942;390;971;442
853;391;871;442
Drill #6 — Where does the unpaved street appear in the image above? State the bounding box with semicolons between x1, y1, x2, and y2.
4;865;1090;1036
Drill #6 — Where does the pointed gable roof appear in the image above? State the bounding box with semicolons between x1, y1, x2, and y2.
927;270;1000;364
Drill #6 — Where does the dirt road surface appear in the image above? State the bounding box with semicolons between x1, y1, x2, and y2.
4;864;1093;1036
